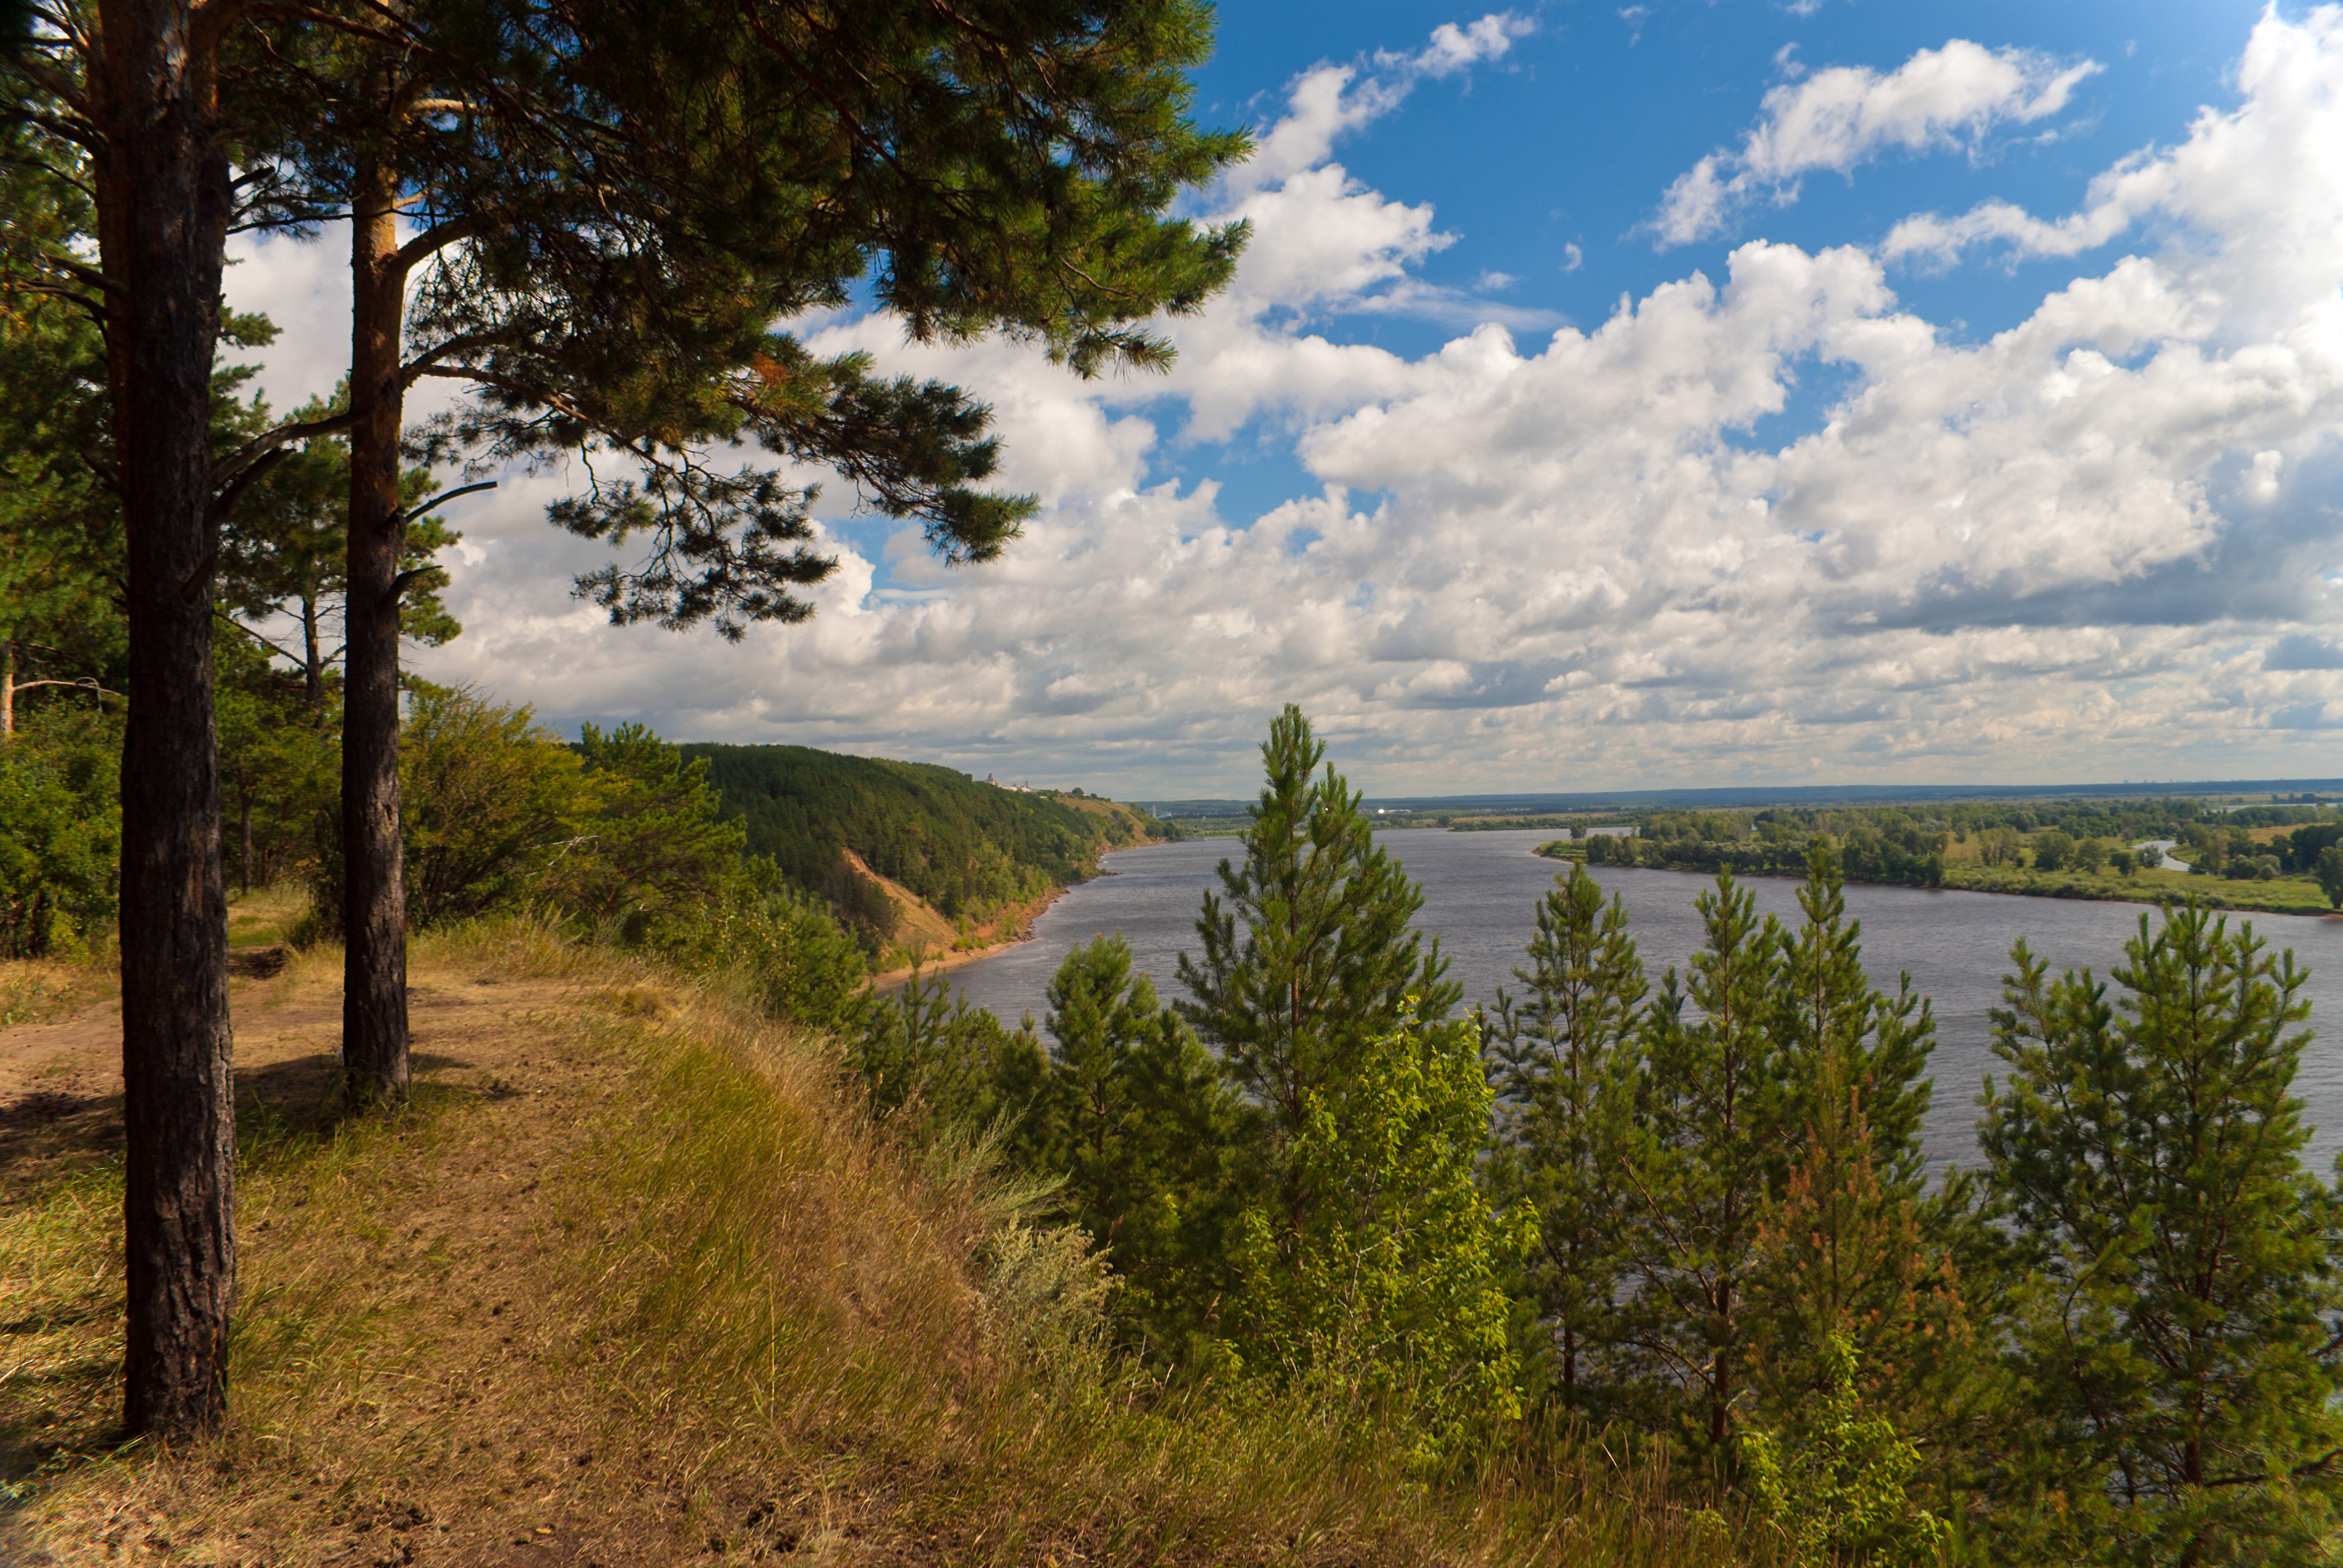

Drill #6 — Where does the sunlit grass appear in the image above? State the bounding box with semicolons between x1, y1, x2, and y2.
1;917;1778;1564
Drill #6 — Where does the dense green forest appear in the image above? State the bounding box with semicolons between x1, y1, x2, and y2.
1536;798;2343;914
682;743;1172;948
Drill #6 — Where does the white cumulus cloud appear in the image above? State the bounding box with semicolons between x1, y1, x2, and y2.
1655;39;2101;246
1886;6;2343;288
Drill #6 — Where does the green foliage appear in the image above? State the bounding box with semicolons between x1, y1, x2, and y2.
2281;822;2343;874
2316;845;2343;910
302;689;783;952
213;637;339;894
852;964;1050;1140
720;887;872;1035
389;686;584;931
1744;1083;1971;1487
1979;905;2343;1564
545;723;752;949
1030;934;1248;1361
1575;812;1949;888
0;112;120;703
215;387;459;711
1617;871;1797;1451
1773;846;1936;1194
1227;1004;1531;1466
1595;853;1949;1463
1739;1335;1951;1568
251;0;1251;641
1735;850;1974;1488
2028;831;2076;872
0;705;121;957
1486;864;1645;1415
1177;705;1460;1229
685;742;1159;944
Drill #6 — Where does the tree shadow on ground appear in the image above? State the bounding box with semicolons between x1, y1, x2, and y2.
0;1052;491;1197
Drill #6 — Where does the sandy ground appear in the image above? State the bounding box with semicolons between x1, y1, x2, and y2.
0;951;575;1203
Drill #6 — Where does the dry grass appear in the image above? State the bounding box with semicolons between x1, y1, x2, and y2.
0;954;114;1030
1;918;1769;1566
226;885;310;953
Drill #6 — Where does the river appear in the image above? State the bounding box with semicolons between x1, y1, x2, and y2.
946;829;2343;1175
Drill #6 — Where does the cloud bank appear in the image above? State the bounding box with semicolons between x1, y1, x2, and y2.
1655;40;2100;247
229;11;2343;792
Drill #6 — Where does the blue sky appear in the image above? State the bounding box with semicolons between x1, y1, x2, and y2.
1137;1;2285;531
1201;3;2264;342
231;3;2343;794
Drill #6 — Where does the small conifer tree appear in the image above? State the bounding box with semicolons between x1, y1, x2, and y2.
1229;1004;1532;1464
1038;934;1247;1360
1739;1334;1952;1568
1772;843;1935;1192
1981;905;2343;1564
1617;871;1795;1451
1177;705;1459;1235
1487;863;1646;1414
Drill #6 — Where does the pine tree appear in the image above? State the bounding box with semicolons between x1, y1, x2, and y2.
1772;843;1935;1193
1230;1004;1531;1465
213;389;458;723
1979;905;2343;1564
1037;934;1246;1361
1751;845;1971;1442
1177;705;1460;1239
1744;1077;1969;1466
1616;871;1794;1452
4;0;1246;1432
226;0;1253;1105
0;122;118;742
1487;863;1646;1415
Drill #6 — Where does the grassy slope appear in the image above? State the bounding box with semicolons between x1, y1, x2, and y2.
0;915;1760;1567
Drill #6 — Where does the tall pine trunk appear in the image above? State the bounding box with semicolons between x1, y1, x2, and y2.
301;591;324;721
340;149;410;1103
93;0;238;1439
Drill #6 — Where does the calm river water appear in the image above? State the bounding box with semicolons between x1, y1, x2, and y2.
947;830;2343;1175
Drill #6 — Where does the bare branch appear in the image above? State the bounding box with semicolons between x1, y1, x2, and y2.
212;612;305;667
398;479;496;524
391;215;481;274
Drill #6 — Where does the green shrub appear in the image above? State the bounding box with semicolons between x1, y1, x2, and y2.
0;705;120;957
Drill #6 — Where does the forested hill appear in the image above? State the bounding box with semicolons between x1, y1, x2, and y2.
680;743;1170;947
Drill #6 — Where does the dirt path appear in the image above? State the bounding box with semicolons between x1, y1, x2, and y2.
0;949;584;1206
1;943;704;1565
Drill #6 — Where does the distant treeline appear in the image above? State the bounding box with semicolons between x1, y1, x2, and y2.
1536;798;2343;909
1568;807;1952;887
682;744;1169;946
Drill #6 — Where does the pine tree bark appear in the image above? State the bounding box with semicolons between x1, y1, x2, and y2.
341;147;411;1104
300;591;323;720
91;0;238;1439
